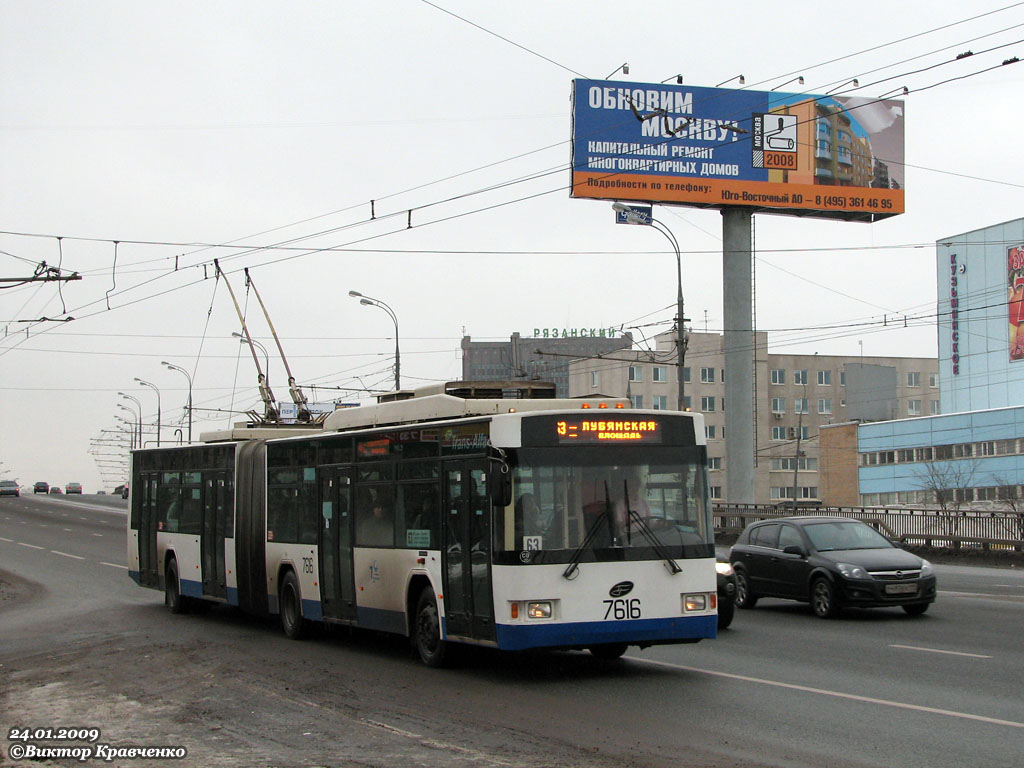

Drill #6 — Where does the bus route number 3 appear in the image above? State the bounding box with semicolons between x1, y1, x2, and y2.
603;598;641;620
302;557;315;574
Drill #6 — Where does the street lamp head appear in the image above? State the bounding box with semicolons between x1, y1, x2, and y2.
348;290;362;298
612;202;630;213
360;298;373;306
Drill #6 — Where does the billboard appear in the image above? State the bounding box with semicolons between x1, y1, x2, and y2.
1009;244;1024;362
570;79;905;222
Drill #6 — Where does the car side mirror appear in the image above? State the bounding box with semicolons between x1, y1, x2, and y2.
782;545;805;557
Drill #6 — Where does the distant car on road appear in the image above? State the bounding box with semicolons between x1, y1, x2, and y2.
716;560;736;629
48;486;62;494
65;482;83;494
33;481;49;494
0;480;20;497
730;516;937;618
114;483;129;498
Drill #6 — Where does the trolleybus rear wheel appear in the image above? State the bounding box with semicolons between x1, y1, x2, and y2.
414;587;449;667
165;559;185;615
280;571;308;640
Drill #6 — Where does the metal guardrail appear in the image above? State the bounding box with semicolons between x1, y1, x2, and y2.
712;504;1024;552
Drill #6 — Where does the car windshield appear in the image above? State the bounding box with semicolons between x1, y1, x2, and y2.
803;520;893;552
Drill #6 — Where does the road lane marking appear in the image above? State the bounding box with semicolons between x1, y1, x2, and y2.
0;536;13;542
63;528;72;532
890;644;991;659
634;657;1024;729
51;550;85;560
17;542;44;549
101;562;128;570
92;533;103;537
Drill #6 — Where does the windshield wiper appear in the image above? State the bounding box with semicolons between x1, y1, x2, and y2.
562;482;614;580
623;479;682;575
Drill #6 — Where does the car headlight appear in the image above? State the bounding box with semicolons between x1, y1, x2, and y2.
920;559;934;577
836;562;871;580
715;561;734;577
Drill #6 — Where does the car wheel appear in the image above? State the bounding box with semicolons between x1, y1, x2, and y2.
414;586;450;667
165;559;186;615
902;602;929;616
279;571;308;640
589;643;628;661
734;568;758;609
717;597;735;629
811;577;839;618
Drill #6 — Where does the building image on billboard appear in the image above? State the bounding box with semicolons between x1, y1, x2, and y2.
570;79;905;222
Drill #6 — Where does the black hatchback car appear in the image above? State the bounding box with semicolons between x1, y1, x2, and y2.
730;516;936;618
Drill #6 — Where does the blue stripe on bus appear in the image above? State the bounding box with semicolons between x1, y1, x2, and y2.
129;570;141;585
493;615;717;651
180;578;203;598
302;599;323;621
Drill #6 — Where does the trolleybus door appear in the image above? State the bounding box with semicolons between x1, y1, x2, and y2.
138;475;159;587
442;461;495;641
319;467;357;621
201;471;230;599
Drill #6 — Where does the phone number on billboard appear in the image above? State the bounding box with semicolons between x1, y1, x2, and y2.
816;195;893;210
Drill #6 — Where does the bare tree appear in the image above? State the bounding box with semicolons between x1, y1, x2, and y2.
988;474;1024;541
913;458;980;541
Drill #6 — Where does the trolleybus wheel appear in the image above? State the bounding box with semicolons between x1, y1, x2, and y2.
414;587;449;667
165;559;185;615
589;643;628;661
280;571;308;640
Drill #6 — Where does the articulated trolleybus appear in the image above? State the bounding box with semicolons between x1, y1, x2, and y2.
128;381;717;665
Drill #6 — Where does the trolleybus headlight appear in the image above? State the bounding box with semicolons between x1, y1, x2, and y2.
683;594;707;612
527;601;552;619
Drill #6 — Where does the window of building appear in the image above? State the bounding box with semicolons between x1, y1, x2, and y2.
701;367;715;383
996;439;1018;455
652;366;667;382
976;487;997;501
818;398;832;414
799;426;810;440
915;447;933;461
706;425;716;439
708;457;722;470
590;371;599;388
817;370;831;385
683;395;692;410
628;365;643;382
771;369;785;385
772;426;787;441
793;370;808;385
840;371;846;387
710;486;722;499
794;398;809;414
701;396;715;412
681;367;690;383
771;397;786;413
929;372;938;388
907;371;921;387
954;443;973;458
897;449;914;463
935;445;953;460
630;394;643;409
652;394;668;410
908;399;921;416
877;451;895;465
930;400;940;415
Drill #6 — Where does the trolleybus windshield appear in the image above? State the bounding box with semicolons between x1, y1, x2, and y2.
495;445;713;564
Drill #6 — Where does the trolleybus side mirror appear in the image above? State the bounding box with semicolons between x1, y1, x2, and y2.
490;461;512;508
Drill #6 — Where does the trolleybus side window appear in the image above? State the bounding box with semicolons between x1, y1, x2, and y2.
355;484;394;546
267;467;317;544
158;472;182;532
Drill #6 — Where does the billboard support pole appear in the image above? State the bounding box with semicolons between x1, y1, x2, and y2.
722;208;755;504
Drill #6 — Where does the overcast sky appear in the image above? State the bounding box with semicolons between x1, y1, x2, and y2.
2;1;1023;491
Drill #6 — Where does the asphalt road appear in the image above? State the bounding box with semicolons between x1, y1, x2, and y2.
2;494;1023;768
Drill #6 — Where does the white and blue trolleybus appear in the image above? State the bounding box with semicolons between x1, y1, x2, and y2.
127;381;718;665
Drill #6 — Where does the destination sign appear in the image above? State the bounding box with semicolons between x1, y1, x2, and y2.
555;418;663;444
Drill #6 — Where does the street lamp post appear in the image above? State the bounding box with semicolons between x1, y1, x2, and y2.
612;203;687;410
118;392;143;447
232;332;270;377
162;361;193;444
116;405;138;449
349;290;400;392
134;378;161;447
